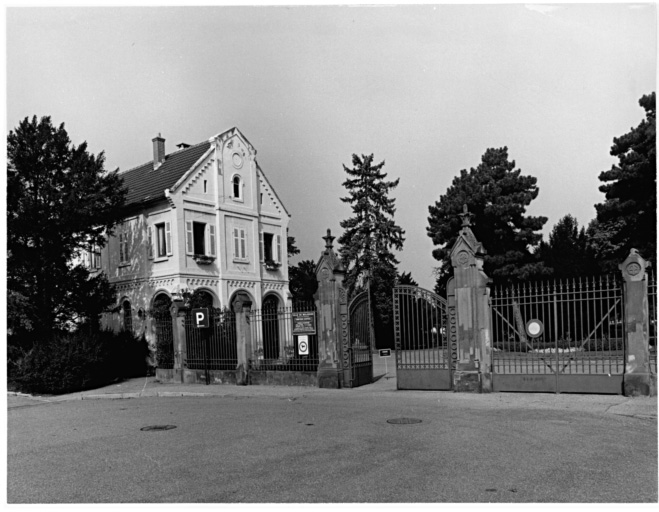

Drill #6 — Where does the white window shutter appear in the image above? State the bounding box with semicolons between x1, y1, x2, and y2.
186;221;194;255
119;233;124;263
240;229;246;259
84;251;90;268
259;232;264;261
165;222;172;256
233;228;239;258
208;224;216;257
276;235;281;263
147;227;153;259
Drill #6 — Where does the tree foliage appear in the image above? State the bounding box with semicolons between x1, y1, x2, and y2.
7;115;127;339
427;147;549;291
288;259;319;304
537;215;594;278
338;154;404;348
589;92;656;272
397;271;418;287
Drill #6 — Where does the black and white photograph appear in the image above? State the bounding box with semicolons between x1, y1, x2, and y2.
4;1;657;504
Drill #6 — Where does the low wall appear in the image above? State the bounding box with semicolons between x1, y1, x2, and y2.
249;371;318;387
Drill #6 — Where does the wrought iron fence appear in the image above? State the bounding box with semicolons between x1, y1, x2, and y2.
649;271;657;373
490;275;625;375
152;313;175;369
184;308;237;371
250;301;318;372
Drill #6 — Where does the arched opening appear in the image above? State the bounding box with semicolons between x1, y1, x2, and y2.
262;294;280;360
187;289;214;309
122;300;133;332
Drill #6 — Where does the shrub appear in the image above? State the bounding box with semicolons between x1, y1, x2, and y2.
8;327;151;395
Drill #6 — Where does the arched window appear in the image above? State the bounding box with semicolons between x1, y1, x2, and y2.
232;175;242;200
123;300;133;332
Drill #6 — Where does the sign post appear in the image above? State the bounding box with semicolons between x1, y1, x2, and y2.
192;308;210;384
379;348;392;375
292;311;316;359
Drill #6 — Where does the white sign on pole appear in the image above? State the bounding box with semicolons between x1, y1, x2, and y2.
298;335;309;356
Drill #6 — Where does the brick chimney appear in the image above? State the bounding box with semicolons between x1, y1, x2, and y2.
152;133;165;169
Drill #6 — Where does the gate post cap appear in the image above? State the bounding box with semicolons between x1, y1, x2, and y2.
619;248;648;282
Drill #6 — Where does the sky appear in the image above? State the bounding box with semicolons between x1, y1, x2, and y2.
5;2;656;290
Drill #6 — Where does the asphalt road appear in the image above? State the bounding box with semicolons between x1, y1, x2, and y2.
7;388;658;503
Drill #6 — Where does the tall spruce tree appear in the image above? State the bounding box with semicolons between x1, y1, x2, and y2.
589;92;656;272
7;116;127;341
427;147;549;292
338;154;405;347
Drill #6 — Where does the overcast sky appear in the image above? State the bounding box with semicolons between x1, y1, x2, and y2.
6;3;656;290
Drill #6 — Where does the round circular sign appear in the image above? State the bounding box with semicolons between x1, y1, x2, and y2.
299;341;308;352
526;319;544;338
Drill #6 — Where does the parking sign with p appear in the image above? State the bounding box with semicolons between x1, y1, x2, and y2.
192;308;209;328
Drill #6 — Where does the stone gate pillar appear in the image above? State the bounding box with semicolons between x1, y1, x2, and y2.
233;298;253;386
314;229;347;388
449;206;493;392
170;298;187;383
620;249;656;396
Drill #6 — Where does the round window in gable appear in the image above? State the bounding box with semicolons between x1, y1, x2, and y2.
232;152;243;169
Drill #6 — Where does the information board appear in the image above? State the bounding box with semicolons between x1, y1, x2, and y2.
292;311;316;335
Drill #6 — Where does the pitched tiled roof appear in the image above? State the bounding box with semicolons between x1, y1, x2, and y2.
120;141;211;207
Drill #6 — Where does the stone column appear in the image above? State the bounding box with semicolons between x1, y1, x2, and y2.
314;229;347;388
233;298;253;386
449;206;493;392
170;298;187;383
620;249;656;396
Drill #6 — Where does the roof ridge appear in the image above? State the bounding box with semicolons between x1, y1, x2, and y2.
118;139;209;175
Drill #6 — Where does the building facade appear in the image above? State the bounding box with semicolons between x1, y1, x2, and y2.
89;127;291;344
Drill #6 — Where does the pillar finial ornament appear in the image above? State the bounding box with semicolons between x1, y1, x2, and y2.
323;228;335;251
459;204;473;228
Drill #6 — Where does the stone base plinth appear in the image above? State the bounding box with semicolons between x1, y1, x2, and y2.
453;371;481;392
624;373;657;397
317;363;343;389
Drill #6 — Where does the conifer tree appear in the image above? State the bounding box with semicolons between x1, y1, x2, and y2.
338;154;405;347
427;147;548;292
589;92;656;272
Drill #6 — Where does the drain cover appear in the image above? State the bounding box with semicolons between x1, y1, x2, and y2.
387;418;422;425
140;425;177;431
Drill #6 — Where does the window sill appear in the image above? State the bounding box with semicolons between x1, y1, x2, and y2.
232;197;244;203
118;262;130;268
233;258;249;264
152;256;169;263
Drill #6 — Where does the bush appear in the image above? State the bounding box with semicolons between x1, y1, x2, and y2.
8;327;151;395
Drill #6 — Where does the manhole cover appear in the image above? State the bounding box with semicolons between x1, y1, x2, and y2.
386;418;422;425
140;425;177;431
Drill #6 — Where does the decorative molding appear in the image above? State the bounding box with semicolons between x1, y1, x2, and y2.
262;281;286;291
148;278;176;289
228;280;257;289
257;172;283;216
186;278;220;288
183;199;214;208
182;158;215;195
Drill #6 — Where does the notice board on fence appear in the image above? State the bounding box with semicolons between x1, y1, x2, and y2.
292;311;316;335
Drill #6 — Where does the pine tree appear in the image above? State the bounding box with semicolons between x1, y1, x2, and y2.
427;147;549;292
338;154;405;348
589;92;656;272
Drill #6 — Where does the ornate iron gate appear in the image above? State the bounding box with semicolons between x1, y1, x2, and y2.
393;286;450;390
346;290;374;387
490;275;625;394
